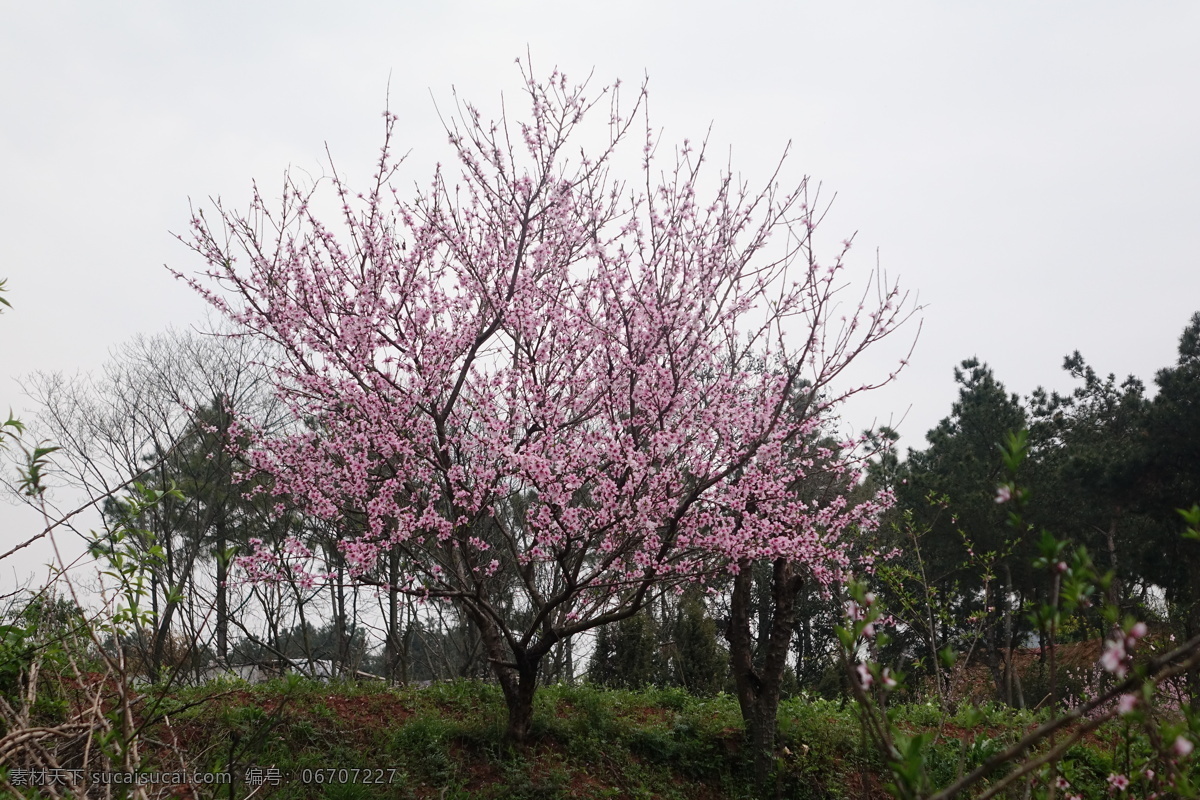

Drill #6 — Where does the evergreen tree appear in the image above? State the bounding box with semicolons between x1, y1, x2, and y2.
1027;352;1153;628
1140;312;1200;706
666;586;727;695
897;359;1029;703
588;609;665;690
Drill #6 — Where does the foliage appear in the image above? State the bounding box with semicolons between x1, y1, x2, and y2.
0;594;83;725
90;482;185;632
6;674;1193;799
1;281;248;796
869;501;997;709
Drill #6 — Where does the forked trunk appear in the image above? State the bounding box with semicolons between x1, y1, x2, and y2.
466;603;544;745
499;658;540;745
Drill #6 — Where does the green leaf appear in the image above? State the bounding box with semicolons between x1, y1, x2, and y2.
1180;505;1200;540
938;645;957;669
998;428;1029;474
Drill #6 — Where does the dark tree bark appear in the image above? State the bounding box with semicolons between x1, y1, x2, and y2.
728;557;805;797
384;546;407;683
216;517;228;663
1185;546;1200;712
463;603;550;745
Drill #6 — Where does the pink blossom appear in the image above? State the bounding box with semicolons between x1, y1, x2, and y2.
1117;693;1137;715
1124;620;1148;649
856;663;873;689
1106;773;1129;791
1173;735;1194;757
1101;639;1128;678
846;600;865;621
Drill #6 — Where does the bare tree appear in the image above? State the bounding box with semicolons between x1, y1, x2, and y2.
23;326;288;680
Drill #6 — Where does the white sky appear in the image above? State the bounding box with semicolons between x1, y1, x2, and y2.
3;1;1199;590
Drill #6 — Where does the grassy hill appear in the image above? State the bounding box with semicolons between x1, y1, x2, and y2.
20;676;1151;800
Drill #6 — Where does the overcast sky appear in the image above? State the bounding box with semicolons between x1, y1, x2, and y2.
3;2;1199;589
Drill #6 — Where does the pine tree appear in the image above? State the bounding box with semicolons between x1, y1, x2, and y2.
588;609;665;690
666;586;726;695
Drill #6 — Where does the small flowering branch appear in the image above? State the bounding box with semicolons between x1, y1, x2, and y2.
837;580;932;798
848;431;1200;799
999;429;1112;713
872;495;1004;714
930;630;1200;800
850;617;1200;799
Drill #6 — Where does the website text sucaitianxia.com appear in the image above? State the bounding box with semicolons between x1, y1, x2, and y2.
6;767;402;789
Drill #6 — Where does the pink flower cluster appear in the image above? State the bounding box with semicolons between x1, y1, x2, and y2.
1101;621;1148;679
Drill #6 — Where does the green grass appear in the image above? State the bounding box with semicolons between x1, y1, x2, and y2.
142;678;883;799
12;677;1190;799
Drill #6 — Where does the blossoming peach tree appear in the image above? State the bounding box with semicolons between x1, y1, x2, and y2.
177;62;913;743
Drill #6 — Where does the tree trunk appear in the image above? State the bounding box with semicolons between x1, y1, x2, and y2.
214;398;233;667
1187;546;1200;711
728;558;804;798
150;571;160;661
385;547;403;683
500;656;540;745
1105;516;1121;611
464;602;546;745
796;615;811;682
150;546;200;684
216;518;228;663
333;553;347;675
